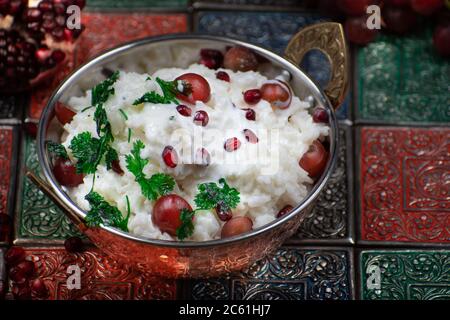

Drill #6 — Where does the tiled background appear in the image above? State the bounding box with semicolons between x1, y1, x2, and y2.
0;0;448;300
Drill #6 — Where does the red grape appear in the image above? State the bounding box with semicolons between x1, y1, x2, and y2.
299;140;328;178
433;24;450;57
53;158;84;187
411;0;444;15
223;46;258;72
221;217;253;239
152;195;193;236
344;16;378;45
175;73;211;104
337;0;378;16
383;5;417;34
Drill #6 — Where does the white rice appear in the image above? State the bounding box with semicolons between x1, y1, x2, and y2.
61;63;328;241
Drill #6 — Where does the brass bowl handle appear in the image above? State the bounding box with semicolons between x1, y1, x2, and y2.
284;22;349;109
26;170;87;231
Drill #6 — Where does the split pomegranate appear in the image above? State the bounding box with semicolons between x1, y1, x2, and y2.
260;80;292;109
221;216;253;238
152;194;193;236
162;146;178;168
223;46;258;72
299;140;328;178
53;157;84;187
175;73;211;104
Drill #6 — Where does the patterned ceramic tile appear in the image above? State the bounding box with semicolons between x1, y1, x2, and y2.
28;13;188;121
356;28;450;124
7;247;177;300
195;11;348;119
15;135;83;244
0;126;18;245
360;250;450;300
0;94;26;124
184;247;354;300
358;127;450;244
87;0;188;9
287;124;353;243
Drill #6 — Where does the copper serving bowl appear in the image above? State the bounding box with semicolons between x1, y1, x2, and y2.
31;22;348;278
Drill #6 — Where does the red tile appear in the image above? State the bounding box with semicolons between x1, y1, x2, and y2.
0;128;13;214
360;127;450;243
28;13;188;121
8;248;177;300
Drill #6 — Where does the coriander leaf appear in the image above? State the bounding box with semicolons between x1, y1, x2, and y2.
69;132;101;174
119;108;128;120
84;191;129;232
133;77;179;105
46;141;68;160
194;178;240;213
105;146;118;170
176;208;195;240
91;71;119;106
125;140;175;201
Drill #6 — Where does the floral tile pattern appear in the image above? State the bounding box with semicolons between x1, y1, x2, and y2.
87;0;188;9
360;250;450;300
359;127;450;243
356;28;450;124
7;247;177;300
184;247;354;300
15;136;83;244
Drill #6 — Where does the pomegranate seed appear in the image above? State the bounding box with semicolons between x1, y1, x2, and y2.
224;137;241;152
25;8;42;22
51;50;66;63
38;1;53;12
176;104;192;117
216;71;230;82
312;108;329;123
243;129;258;144
193;110;209;126
30;278;48;298
215;204;232;221
64;236;83;253
12;284;32;300
111;160;124;176
35;48;51;64
195;148;211;166
243;89;262;104
162;146;178;168
4;246;26;266
244;108;256;121
0;213;10;242
277;205;294;218
63;28;74;42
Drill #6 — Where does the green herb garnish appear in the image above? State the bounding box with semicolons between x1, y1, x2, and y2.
133;77;182;105
125;140;175;201
91;70;119;106
119;108;128;120
84;191;130;232
46;141;69;159
70;71;120;175
127;128;132;143
176;178;240;240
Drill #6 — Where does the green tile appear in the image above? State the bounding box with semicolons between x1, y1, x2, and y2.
16;136;83;243
87;0;188;9
357;27;450;124
360;250;450;300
